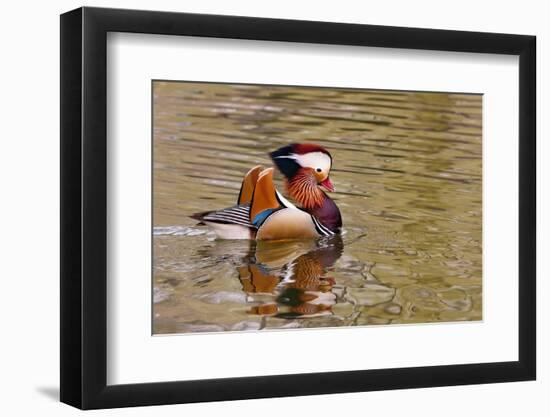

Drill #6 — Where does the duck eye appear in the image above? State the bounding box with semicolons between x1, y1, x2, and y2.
316;168;322;173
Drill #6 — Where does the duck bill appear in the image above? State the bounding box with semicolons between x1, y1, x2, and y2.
320;177;335;192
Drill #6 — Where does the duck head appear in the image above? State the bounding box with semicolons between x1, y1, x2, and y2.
270;143;335;208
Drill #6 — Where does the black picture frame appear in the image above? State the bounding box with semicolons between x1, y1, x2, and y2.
60;6;536;410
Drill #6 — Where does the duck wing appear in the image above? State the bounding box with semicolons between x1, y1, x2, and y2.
249;168;283;226
191;167;301;239
191;167;285;229
237;165;262;205
190;165;262;229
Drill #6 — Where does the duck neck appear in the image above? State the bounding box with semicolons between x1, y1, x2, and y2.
285;169;326;209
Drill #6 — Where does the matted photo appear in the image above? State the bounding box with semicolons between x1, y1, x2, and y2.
152;81;482;335
60;8;536;408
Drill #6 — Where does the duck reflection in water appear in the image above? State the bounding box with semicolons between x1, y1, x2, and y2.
237;235;344;319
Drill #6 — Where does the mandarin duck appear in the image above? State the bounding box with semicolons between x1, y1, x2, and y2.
191;143;342;240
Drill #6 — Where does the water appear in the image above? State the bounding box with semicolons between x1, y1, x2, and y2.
153;81;482;334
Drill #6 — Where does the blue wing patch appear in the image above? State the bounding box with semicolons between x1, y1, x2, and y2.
252;208;276;227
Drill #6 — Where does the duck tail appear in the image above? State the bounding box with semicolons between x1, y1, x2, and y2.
189;210;213;225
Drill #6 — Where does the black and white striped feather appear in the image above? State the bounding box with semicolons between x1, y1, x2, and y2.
196;204;255;229
311;215;336;237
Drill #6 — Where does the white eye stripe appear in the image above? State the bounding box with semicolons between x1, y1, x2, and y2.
294;152;331;172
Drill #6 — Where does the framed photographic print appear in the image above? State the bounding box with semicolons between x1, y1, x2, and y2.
60;6;536;409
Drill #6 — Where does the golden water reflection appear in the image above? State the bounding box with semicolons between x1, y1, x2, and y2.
239;237;343;320
152;81;482;334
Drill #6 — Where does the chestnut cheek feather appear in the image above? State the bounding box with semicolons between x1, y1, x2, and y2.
286;168;325;209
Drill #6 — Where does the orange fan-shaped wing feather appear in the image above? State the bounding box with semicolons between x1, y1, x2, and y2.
249;168;280;223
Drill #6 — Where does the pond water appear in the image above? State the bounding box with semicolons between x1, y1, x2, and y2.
152;81;482;334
